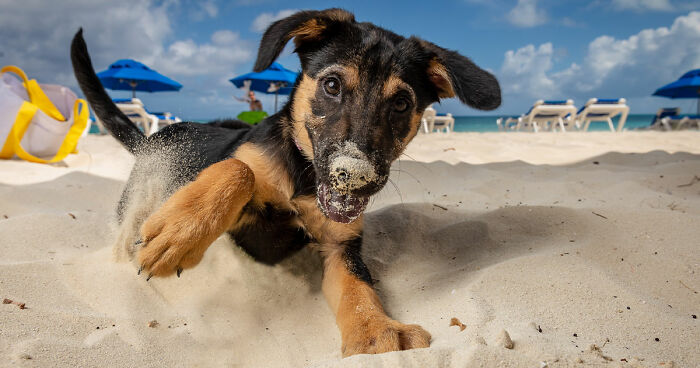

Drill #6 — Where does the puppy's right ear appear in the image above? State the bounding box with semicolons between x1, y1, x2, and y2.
254;8;354;72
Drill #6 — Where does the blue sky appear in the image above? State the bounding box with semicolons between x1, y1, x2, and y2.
2;0;699;118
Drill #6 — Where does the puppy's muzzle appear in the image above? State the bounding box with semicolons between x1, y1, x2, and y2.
329;155;378;193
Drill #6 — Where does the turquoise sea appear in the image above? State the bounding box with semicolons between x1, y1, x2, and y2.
89;114;656;134
450;114;656;132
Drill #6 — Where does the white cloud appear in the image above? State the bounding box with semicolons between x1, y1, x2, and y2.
0;0;260;119
498;11;700;104
0;0;173;87
500;43;556;97
202;1;218;17
251;9;298;33
506;0;548;28
612;0;674;11
155;30;253;77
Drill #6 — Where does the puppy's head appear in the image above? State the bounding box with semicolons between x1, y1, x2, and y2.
256;9;501;223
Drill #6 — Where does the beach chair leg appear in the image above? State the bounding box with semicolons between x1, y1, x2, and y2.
558;118;566;132
533;122;539;133
607;118;614;132
96;118;106;134
617;110;629;132
148;116;159;136
661;118;671;131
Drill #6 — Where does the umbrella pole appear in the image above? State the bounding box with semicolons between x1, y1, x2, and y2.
697;98;699;115
132;86;136;99
275;92;278;113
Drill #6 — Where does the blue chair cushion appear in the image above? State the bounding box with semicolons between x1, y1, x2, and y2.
595;99;622;104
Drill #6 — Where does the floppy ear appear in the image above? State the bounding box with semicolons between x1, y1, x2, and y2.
254;8;355;72
416;39;501;111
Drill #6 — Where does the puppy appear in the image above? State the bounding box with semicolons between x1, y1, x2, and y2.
71;8;500;356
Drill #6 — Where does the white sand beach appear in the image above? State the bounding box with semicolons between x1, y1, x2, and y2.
1;131;699;367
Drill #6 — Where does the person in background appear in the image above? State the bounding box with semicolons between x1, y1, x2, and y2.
235;91;263;111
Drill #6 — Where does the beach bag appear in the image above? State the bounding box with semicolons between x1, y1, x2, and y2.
0;65;89;163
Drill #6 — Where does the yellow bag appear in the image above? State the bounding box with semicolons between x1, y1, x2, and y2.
0;65;89;163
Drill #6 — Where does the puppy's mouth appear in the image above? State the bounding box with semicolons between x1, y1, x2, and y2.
317;182;369;224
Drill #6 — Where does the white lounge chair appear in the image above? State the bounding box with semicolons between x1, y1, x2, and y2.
421;104;455;133
103;98;180;136
496;116;521;131
572;98;629;132
513;100;577;132
659;114;700;131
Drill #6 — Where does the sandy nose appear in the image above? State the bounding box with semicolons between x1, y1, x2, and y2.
329;156;377;192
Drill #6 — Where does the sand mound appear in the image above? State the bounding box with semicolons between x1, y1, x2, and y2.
1;134;698;367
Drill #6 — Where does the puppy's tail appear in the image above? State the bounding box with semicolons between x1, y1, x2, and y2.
71;28;144;154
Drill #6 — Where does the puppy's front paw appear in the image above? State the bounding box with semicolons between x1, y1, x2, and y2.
341;316;431;357
136;208;208;279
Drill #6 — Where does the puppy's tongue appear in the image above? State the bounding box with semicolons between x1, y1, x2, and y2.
317;183;369;224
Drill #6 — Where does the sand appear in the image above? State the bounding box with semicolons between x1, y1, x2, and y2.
1;131;698;367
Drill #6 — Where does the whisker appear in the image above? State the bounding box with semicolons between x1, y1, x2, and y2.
389;168;425;189
387;178;403;204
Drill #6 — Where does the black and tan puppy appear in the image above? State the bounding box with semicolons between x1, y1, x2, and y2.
71;9;500;356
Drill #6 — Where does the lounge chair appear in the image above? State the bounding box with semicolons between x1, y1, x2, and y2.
573;98;630;132
106;98;180;135
496;116;521;131
514;100;577;132
649;108;681;131
658;114;700;131
421;104;455;133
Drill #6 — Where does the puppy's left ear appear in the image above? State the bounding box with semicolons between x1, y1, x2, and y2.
417;39;501;111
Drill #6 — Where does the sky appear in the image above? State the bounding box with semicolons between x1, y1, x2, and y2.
1;0;699;119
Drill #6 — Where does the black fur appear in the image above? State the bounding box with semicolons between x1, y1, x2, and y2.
416;39;502;110
71;29;145;154
341;235;373;285
254;9;355;72
230;203;312;265
71;9;501;266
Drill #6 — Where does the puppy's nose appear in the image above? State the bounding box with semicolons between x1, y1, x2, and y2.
329;156;377;192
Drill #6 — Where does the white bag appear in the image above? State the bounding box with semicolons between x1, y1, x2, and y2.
0;66;90;163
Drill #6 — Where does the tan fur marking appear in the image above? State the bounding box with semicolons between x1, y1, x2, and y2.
234;142;295;208
322;247;431;357
291;75;316;159
400;112;422;150
428;59;455;98
342;65;360;91
290;19;326;47
137;158;255;276
382;75;407;98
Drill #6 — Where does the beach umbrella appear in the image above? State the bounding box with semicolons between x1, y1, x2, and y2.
653;69;700;114
230;62;298;112
97;59;182;98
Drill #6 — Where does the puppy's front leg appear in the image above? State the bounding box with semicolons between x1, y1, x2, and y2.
322;235;431;357
137;158;254;278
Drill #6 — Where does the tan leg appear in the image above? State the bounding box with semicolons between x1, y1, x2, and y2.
137;158;254;277
321;238;431;357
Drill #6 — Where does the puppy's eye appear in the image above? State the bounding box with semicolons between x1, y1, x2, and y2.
393;97;410;113
323;77;341;97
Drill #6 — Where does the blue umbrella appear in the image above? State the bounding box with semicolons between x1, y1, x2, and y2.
97;59;182;98
653;69;700;114
230;62;299;112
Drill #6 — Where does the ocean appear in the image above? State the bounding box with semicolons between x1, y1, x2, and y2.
451;114;656;132
88;114;657;134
